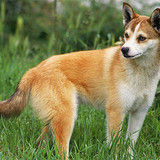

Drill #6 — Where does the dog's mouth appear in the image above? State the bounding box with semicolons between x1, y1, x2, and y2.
123;53;143;59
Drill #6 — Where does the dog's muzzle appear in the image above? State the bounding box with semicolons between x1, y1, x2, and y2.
121;47;130;58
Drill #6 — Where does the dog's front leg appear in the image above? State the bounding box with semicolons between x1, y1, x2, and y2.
106;105;125;146
126;107;149;157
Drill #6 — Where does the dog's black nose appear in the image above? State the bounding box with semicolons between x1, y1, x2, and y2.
121;47;129;57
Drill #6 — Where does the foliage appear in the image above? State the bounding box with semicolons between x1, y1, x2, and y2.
1;0;123;54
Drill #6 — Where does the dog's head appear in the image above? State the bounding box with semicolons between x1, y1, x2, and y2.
121;3;160;59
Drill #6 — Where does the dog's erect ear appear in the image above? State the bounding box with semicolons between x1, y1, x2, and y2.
148;8;160;34
123;3;139;27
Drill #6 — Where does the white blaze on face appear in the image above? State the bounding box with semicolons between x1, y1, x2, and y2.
123;23;141;58
122;22;158;59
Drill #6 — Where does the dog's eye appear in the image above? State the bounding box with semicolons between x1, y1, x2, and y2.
125;33;129;39
138;35;146;41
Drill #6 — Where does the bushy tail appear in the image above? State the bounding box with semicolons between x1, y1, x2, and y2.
0;71;32;118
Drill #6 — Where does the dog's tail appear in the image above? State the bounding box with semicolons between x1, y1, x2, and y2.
0;70;33;118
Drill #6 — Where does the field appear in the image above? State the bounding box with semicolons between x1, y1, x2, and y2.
0;1;160;159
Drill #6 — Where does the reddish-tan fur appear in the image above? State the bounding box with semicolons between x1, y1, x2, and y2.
0;48;124;159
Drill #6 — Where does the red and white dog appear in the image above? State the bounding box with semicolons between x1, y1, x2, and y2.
0;2;160;159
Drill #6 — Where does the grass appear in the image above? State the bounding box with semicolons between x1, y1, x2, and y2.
0;1;160;160
0;100;159;159
0;43;160;160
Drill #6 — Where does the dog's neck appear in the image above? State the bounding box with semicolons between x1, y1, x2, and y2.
120;45;160;79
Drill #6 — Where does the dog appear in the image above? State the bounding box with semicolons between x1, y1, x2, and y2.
0;2;160;159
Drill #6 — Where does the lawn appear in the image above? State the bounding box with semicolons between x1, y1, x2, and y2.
0;33;159;160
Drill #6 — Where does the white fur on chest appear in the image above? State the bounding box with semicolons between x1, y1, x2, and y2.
118;74;159;113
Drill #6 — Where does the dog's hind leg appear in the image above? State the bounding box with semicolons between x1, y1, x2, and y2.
36;124;50;147
50;102;77;159
50;85;77;160
31;75;77;159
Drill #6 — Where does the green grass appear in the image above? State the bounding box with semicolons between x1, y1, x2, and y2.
0;101;159;159
0;49;160;159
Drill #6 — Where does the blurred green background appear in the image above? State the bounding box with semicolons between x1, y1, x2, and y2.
0;0;123;55
1;0;159;54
